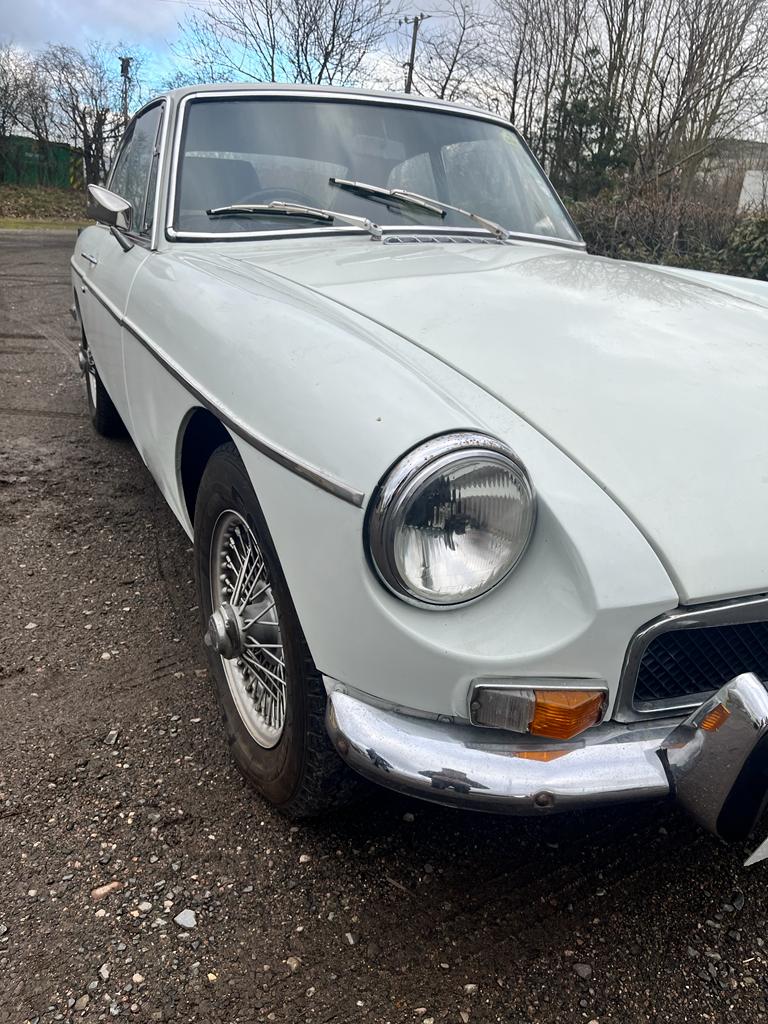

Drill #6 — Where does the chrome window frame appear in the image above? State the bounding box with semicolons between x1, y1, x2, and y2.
164;89;585;249
140;102;167;240
614;593;768;722
105;97;169;250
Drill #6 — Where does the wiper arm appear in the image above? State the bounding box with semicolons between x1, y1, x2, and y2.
329;177;510;241
206;201;382;239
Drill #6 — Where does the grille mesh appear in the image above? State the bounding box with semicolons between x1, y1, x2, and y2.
634;620;768;705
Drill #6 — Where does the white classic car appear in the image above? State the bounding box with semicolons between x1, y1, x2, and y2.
72;83;768;852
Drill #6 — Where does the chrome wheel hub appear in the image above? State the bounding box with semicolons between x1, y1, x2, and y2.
205;602;243;659
209;510;286;748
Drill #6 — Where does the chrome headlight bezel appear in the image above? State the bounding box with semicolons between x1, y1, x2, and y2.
365;432;537;607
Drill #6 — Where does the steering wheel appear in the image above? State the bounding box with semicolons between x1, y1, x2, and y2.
235;187;320;207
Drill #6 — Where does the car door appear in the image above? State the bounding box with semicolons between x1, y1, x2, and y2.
79;102;164;429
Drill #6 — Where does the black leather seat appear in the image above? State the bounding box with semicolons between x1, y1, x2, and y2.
179;156;260;213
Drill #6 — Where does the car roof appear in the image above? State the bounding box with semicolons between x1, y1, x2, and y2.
154;82;506;126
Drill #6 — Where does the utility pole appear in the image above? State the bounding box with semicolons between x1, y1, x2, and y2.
119;56;133;127
401;13;431;94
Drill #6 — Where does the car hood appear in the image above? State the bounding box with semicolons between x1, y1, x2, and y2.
220;239;768;604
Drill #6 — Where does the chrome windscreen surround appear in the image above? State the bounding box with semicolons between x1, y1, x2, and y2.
364;431;536;608
164;87;586;248
614;593;768;722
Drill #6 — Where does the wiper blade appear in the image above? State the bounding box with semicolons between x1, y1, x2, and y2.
329;177;510;241
206;201;382;239
329;178;446;216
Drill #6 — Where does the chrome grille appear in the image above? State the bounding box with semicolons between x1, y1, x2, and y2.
618;595;768;717
635;620;768;705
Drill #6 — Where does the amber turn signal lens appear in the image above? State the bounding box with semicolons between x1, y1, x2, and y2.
529;690;606;740
699;703;731;732
513;748;570;762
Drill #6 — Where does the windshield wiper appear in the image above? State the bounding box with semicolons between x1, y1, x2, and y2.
329;178;445;217
329;177;510;241
206;201;382;239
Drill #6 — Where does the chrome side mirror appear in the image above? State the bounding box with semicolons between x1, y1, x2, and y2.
87;183;132;231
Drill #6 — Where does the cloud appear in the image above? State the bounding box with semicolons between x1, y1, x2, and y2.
1;0;180;53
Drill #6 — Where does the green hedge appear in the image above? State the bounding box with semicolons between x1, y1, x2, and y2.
568;195;768;280
725;218;768;280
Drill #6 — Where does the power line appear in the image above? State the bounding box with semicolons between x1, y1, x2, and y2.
400;13;431;94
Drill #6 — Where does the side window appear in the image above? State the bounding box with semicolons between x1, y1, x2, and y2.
108;104;163;236
109;123;136;199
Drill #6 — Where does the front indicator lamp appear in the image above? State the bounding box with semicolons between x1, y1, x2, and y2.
470;683;607;740
698;703;731;732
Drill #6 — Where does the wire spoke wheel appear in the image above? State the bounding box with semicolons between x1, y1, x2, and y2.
194;444;358;815
207;509;286;748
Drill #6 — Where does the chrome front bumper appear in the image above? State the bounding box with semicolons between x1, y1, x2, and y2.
326;673;768;846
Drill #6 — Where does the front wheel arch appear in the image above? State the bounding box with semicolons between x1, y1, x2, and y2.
178;407;232;526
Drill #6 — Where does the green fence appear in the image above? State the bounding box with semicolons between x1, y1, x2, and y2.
0;135;83;189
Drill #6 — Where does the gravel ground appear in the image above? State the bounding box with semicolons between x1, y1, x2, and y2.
1;231;768;1024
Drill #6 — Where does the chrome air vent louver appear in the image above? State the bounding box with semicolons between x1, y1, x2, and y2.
382;233;503;245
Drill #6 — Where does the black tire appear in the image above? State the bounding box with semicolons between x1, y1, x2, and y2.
194;442;360;817
84;339;126;438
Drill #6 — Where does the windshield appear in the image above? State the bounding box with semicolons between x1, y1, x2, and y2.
172;96;581;244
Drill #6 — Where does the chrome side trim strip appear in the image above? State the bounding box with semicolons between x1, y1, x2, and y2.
122;315;365;506
70;258;124;322
615;593;768;721
69;259;365;507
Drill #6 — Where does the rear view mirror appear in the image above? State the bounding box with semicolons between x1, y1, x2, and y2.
87;184;132;231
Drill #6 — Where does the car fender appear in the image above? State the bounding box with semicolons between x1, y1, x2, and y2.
123;248;679;718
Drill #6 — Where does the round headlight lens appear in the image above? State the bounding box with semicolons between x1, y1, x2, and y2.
367;434;536;605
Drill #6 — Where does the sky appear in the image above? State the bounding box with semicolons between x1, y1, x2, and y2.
0;0;411;93
1;0;188;82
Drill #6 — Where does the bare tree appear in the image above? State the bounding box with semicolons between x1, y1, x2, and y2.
0;43;26;141
32;42;143;184
474;0;768;198
174;0;401;86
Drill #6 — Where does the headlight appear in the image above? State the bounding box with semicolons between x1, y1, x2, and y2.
366;432;536;606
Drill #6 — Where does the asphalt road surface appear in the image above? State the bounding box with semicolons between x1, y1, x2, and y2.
1;230;767;1024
